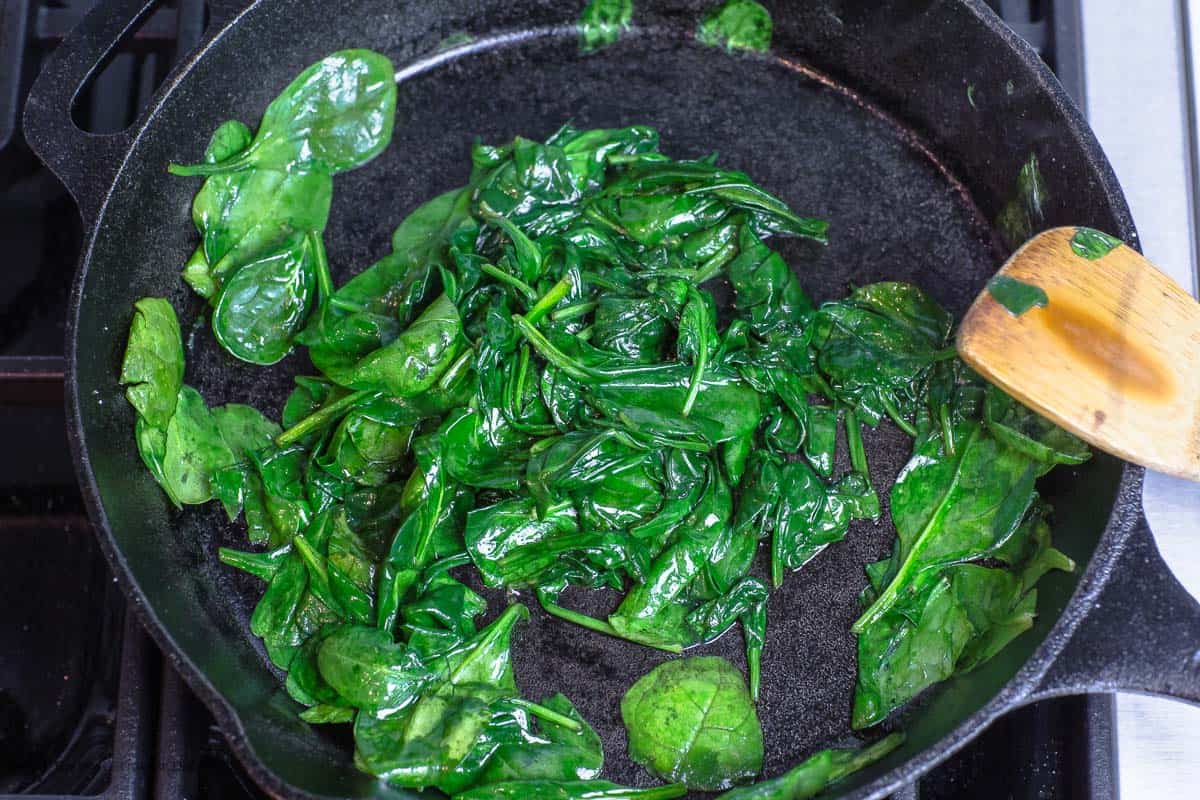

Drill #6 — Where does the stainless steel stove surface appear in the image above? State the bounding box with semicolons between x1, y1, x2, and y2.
1081;1;1200;797
1;1;1180;798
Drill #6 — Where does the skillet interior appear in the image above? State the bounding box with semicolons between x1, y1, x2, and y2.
70;1;1133;796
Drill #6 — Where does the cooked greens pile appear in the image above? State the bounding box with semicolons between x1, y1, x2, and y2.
119;44;1088;798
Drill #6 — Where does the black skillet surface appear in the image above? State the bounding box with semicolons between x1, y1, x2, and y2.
22;1;1200;798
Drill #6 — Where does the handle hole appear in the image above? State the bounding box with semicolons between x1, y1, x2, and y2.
64;0;209;134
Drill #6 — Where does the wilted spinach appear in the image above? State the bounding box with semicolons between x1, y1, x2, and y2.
126;78;1090;792
171;50;397;365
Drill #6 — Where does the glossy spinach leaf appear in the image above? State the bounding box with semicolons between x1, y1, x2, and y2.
715;733;904;800
171;50;396;176
348;294;464;396
621;656;763;790
983;385;1090;466
317;625;431;713
162;386;237;504
211;232;317;364
120;298;185;429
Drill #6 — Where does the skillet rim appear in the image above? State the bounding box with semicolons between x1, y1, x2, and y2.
58;1;1141;797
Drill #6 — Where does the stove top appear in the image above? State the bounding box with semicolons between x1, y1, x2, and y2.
0;2;1122;798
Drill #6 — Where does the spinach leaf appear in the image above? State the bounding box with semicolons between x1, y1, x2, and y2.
348;294;464;395
986;275;1047;317
1070;227;1122;259
120;298;184;429
163;386;237;504
621;656;763;791
353;604;528;790
726;227;813;335
471;693;603;785
811;283;954;425
853;419;1039;634
983;385;1090;466
171;50;396;176
317;625;431;713
697;0;773;53
579;0;634;53
192;163;332;286
715;733;904;800
211;232;318;364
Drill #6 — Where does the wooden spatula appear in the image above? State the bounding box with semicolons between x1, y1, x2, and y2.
957;226;1200;481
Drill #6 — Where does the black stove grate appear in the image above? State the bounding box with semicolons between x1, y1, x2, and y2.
0;2;1112;798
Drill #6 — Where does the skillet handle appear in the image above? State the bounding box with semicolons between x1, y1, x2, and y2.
22;0;243;225
1031;511;1200;704
22;0;156;226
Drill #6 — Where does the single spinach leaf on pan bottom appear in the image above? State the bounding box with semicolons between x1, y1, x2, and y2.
621;656;763;791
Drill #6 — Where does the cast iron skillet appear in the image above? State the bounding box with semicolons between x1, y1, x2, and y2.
22;0;1200;797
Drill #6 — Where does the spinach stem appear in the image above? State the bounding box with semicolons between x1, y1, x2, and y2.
933;345;961;361
583;205;627;236
939;404;956;456
681;344;707;417
507;698;583;731
552;301;598;322
167;153;251;177
481;264;537;301
845;410;869;477
512;315;598;382
771;528;785;589
438;347;474;390
330;297;368;314
275;389;375;446
747;643;762;702
308;232;334;301
692;239;739;283
881;396;918;437
538;596;683;654
504;345;530;419
525;274;574;325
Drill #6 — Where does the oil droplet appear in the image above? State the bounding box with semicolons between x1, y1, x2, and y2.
1039;299;1175;403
